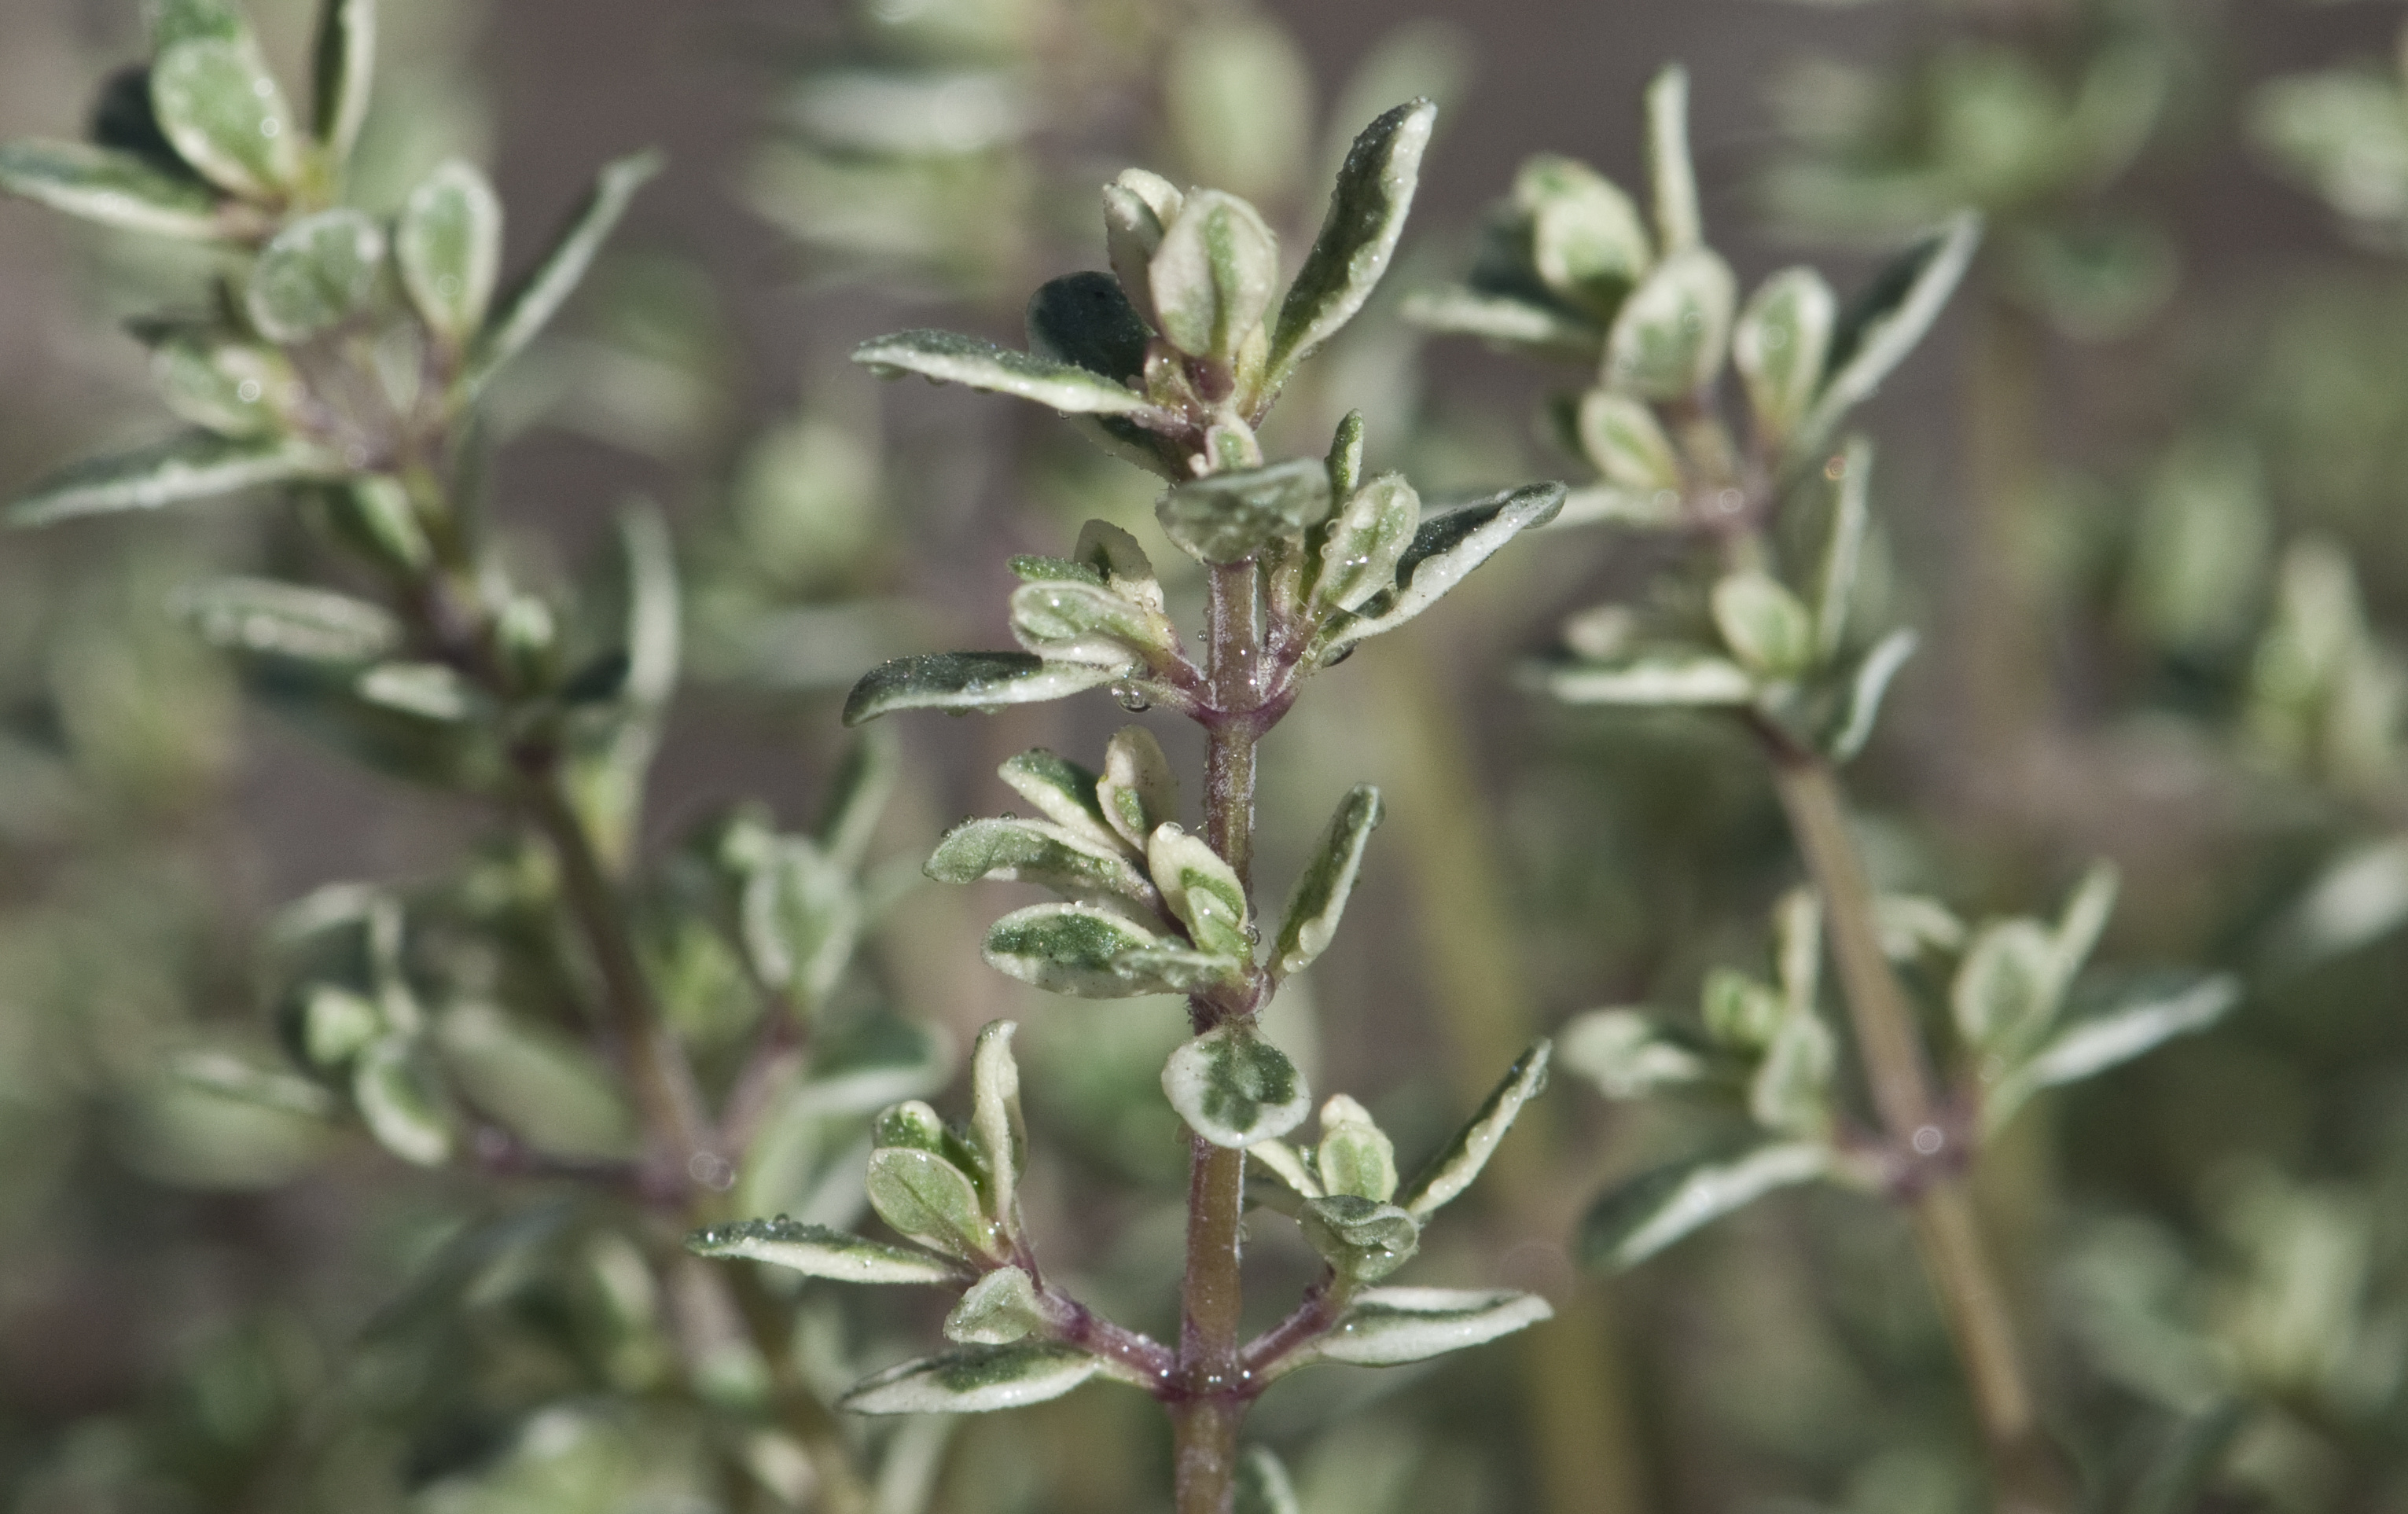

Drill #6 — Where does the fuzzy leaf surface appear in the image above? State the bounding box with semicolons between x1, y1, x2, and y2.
1268;98;1437;381
1158;457;1332;565
1320;483;1564;659
1395;1039;1550;1218
686;1216;961;1285
465;149;662;395
983;902;1193;998
840;1343;1100;1416
843;652;1117;725
1163;1023;1311;1148
1272;785;1383;977
1273;1288;1551;1376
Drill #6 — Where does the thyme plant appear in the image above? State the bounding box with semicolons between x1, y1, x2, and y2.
1414;68;2239;1514
0;2;956;1508
689;99;1568;1514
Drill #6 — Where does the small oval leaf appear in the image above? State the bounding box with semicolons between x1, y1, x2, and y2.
1163;1023;1311;1148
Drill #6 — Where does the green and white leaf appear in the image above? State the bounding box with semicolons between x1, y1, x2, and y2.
1702;968;1781;1049
0;140;232;241
816;725;898;873
150;331;301;438
173;1049;336;1118
983;902;1200;998
398;160;502;345
865;1147;1001;1261
1104;169;1178;322
355;661;474;721
1400;285;1601;354
1149;824;1251;959
998;748;1121;854
1163;1023;1311;1148
1270;1288;1551;1376
1576;391;1682;492
741;836;860;1006
1098;725;1178;852
925;816;1157;911
1248;1138;1322;1200
1984;976;2239;1133
1554;484;1685;529
1312;475;1419;616
1268;98;1437;382
1953;918;2060;1059
296;983;381;1067
1318;483;1566;660
686;1216;961;1285
1558;1009;1705;1099
1300;1195;1419;1283
1815;438;1871;658
1008;577;1178;669
1711;571;1817;680
1235;1447;1302;1514
1603;248;1736;400
1072;518;1166;615
311;0;377;164
1826;630;1918;763
1517;155;1652;314
855;328;1166;420
1748;1000;1836;1137
1272;785;1384;978
150;35;303;199
843;652;1118;726
1157;457;1331;566
1734;268;1836;444
1530;649;1756;707
967;1020;1026;1223
1792;212;1982;461
9;432;340;526
944;1266;1046;1345
1315;1093;1398;1203
1644;64;1701;253
1395;1040;1550;1219
840;1343;1101;1416
352;1033;455;1167
465;149;663;395
176;576;400;663
149;0;245;50
246;209;384;344
1581;1142;1832;1271
1149;189;1279;362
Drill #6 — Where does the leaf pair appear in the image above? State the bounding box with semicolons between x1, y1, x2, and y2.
1957;868;2241;1132
854;100;1437;473
1254;1043;1552;1226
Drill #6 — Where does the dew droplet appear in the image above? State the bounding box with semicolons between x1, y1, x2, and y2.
1111;681;1151;711
236;380;263;403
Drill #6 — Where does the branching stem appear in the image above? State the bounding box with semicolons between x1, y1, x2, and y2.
1767;752;2066;1514
1173;557;1271;1514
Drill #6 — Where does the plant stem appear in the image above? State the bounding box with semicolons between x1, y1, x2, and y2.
1766;753;2066;1514
1173;559;1266;1514
519;765;721;1189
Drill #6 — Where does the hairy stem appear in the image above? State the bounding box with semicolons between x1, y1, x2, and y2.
1767;754;2065;1513
1175;560;1266;1514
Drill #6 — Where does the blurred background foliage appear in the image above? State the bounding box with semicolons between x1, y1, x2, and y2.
11;0;2408;1512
